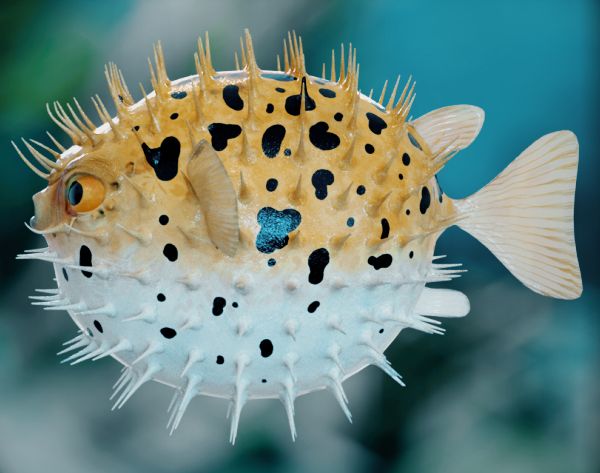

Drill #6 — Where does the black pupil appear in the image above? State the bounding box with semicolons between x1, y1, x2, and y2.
68;181;83;206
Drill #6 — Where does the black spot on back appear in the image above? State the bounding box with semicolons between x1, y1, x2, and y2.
170;112;178;120
159;214;169;225
365;143;375;154
307;301;320;313
311;169;334;200
208;123;242;151
266;178;278;192
285;77;316;116
262;124;286;158
309;122;340;150
402;153;411;166
334;112;343;122
222;84;244;111
420;187;431;214
171;91;187;99
380;218;390;239
319;88;336;98
266;103;274;113
79;245;92;278
160;327;177;339
366;112;388;135
141;136;181;181
368;254;393;270
212;296;226;316
259;339;274;357
357;185;366;195
308;248;330;285
256;207;301;254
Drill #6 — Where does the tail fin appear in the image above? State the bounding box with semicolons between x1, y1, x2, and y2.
454;131;582;299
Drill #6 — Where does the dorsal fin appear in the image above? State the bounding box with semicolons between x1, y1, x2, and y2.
413;105;484;155
186;140;239;256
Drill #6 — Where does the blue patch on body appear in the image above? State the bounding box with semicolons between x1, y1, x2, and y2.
256;207;301;254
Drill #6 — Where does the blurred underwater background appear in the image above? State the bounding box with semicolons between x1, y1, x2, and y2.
0;0;598;472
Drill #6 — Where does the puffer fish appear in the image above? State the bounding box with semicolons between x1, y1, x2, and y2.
15;31;582;443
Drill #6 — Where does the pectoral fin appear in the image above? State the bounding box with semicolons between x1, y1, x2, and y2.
415;288;470;318
186;140;239;257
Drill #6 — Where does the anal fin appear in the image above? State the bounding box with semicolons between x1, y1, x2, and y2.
415;287;470;318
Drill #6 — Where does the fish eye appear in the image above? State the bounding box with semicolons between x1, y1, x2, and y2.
66;175;105;213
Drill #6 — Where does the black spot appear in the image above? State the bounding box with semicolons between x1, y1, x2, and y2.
408;132;423;150
170;112;179;120
347;217;355;227
216;355;225;364
311;169;334;200
309;122;340;150
133;125;140;131
256;207;301;254
79;245;92;278
406;209;411;215
334;112;343;122
141;136;181;181
262;124;286;158
420;187;431;214
159;214;169;225
62;267;69;281
402;153;411;166
262;73;297;82
160;327;177;339
212;296;226;316
379;328;384;334
157;293;166;302
207;123;242;151
259;339;274;357
262;378;267;383
171;91;187;99
266;178;278;192
163;243;178;261
357;185;366;195
409;250;414;259
319;88;336;98
308;248;330;285
398;173;404;180
268;258;276;267
284;148;291;156
232;302;239;308
380;218;390;239
275;87;286;93
365;143;375;154
366;112;388;135
307;301;320;313
368;254;393;270
284;77;316;116
222;85;244;111
93;320;103;333
266;103;274;113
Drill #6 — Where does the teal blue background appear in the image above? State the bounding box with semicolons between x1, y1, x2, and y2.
0;1;598;472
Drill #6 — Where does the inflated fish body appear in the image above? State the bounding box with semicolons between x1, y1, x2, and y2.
15;31;582;442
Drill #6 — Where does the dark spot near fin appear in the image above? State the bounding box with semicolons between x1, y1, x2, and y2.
366;112;388;135
420;187;431;214
212;296;226;316
368;254;393;270
311;169;334;200
141;136;181;181
319;88;336;98
262;124;286;158
260;339;274;357
256;207;301;254
308;248;330;285
309;121;340;150
171;91;187;99
163;243;178;261
208;123;242;151
285;77;316;116
93;320;103;333
222;84;244;111
380;218;390;239
79;245;92;278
